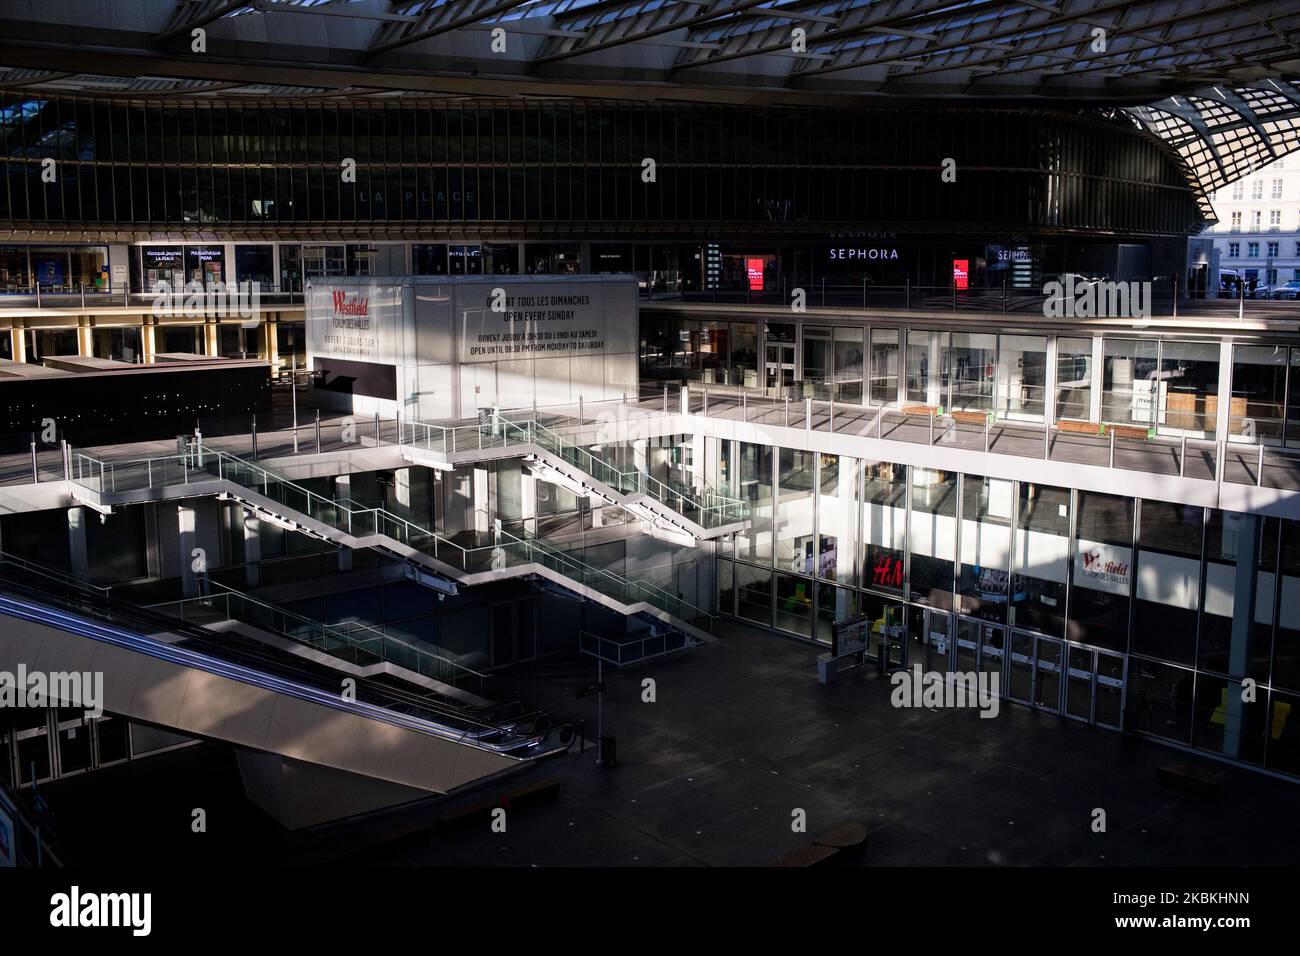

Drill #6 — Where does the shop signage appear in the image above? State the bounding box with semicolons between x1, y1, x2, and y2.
952;259;969;290
1078;546;1130;587
829;247;899;261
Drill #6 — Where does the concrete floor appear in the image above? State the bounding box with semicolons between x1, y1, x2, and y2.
343;618;1300;867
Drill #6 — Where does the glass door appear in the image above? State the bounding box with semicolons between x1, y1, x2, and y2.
955;617;980;671
879;602;907;671
925;609;951;671
1007;631;1034;703
1033;636;1064;713
979;624;1005;683
1095;651;1126;729
765;343;795;395
1065;645;1094;721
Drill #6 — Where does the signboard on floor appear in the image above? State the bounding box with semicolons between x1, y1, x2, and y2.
833;615;870;657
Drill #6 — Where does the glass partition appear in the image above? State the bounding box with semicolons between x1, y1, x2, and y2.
1011;482;1069;636
775;448;816;574
817;454;858;585
833;327;864;403
1131;500;1202;666
1070;491;1133;653
1102;338;1159;427
1055;336;1093;422
945;332;996;412
1229;345;1286;444
997;334;1047;421
868;328;899;405
908;467;957;610
735;442;773;564
957;475;1013;622
861;461;907;595
1159;340;1219;437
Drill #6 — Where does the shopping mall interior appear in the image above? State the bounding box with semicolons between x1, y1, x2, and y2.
0;0;1298;885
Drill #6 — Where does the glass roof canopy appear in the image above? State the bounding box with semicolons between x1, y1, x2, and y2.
0;0;1297;211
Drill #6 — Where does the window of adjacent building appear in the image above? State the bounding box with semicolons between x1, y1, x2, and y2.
1251;180;1263;199
1270;210;1282;227
1228;242;1240;257
1251;210;1262;229
1267;242;1279;257
1231;211;1241;229
1272;179;1284;199
1248;242;1260;257
1232;182;1244;200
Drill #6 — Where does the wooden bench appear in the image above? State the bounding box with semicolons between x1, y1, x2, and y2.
1056;418;1102;436
1157;762;1222;798
949;409;990;426
1105;423;1153;441
902;404;938;417
776;843;839;867
775;821;871;866
813;822;870;858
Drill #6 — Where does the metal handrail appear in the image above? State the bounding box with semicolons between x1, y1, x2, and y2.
68;442;713;625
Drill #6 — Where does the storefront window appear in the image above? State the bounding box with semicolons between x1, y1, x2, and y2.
861;461;906;594
591;243;632;273
736;442;773;565
815;583;858;646
774;572;812;638
1055;336;1093;421
142;246;184;290
731;323;758;389
449;244;483;275
908;467;957;610
803;326;831;398
833;327;864;403
736;563;772;626
1160;340;1219;436
1102;338;1159;427
776;449;816;575
957;475;1013;622
945;332;996;412
1229;345;1286;444
816;454;858;584
868;328;899;405
1012;482;1069;636
997;334;1047;421
905;330;947;406
485;242;519;275
413;243;448;275
186;245;225;284
1199;510;1275;683
279;244;302;291
1193;674;1267;765
1132;500;1202;665
302;244;345;278
1128;659;1193;744
1070;491;1133;653
0;246;31;291
234;245;273;287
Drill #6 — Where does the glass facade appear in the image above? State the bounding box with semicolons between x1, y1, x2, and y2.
717;432;1300;779
0;98;1202;233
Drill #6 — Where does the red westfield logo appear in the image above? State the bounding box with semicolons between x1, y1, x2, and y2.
331;289;369;316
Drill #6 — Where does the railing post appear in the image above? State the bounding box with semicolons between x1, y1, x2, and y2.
374;411;381;447
928;410;934;445
1179;433;1187;477
784;397;789;427
251;415;258;460
314;409;321;454
1258;442;1265;487
61;439;69;482
877;408;884;440
905;275;911;310
1043;422;1050;459
742;392;747;422
663;384;668;414
829;399;834;432
984;414;991;454
1109;428;1116;468
29;435;37;484
702;386;708;416
805;398;811;436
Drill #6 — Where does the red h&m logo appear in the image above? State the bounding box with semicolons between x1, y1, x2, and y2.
331;289;369;316
871;552;904;588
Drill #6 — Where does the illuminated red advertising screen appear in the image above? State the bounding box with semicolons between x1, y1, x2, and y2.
746;257;765;292
952;259;969;291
